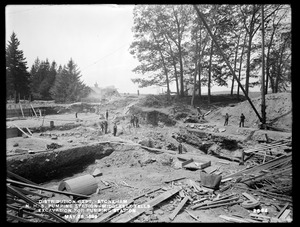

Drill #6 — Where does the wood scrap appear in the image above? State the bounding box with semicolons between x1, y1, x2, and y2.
169;196;189;220
191;196;240;210
219;215;249;223
89;199;134;222
279;209;291;220
195;199;243;210
7;179;90;199
7;171;39;185
276;203;289;219
185;210;201;221
132;187;161;200
164;176;186;184
111;187;181;223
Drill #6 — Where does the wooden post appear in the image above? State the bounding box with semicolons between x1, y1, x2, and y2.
193;5;263;123
30;104;38;117
19;102;24;118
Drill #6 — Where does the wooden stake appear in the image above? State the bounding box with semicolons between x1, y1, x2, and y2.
19;102;24;118
30;104;38;118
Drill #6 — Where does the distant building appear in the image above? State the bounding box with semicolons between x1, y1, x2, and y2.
81;83;120;103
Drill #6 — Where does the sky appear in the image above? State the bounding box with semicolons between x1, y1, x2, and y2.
5;4;263;95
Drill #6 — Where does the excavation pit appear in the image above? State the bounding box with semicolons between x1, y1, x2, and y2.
6;142;115;184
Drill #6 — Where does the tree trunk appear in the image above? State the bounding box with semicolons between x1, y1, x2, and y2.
178;42;184;97
266;28;275;95
152;32;170;98
261;5;266;124
208;39;214;104
191;40;198;107
231;33;241;96
164;34;180;96
198;57;202;98
237;32;247;99
245;34;253;96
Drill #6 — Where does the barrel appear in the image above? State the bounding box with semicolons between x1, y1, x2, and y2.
58;174;98;195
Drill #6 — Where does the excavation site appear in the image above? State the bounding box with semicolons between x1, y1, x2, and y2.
6;92;292;223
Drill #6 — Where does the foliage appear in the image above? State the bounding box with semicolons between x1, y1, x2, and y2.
130;4;291;98
50;59;90;103
6;32;31;101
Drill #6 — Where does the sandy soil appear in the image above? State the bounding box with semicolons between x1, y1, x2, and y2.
6;92;292;223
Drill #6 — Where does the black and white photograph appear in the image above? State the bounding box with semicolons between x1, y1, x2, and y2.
6;4;292;223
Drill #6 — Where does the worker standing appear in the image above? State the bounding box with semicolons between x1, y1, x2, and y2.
113;122;117;136
224;113;229;126
100;120;104;132
105;109;109;120
104;120;108;134
131;115;135;127
134;115;139;128
239;113;245;127
197;107;202;119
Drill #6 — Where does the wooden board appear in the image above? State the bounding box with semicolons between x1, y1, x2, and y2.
169;197;189;220
111;187;181;223
183;161;211;170
219;215;249;223
89;199;134;223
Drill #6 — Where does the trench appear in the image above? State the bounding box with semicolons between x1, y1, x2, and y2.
6;142;116;184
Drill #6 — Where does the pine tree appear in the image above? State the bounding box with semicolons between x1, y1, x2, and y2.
50;59;89;103
6;32;31;102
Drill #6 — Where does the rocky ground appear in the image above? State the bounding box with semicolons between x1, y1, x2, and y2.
6;92;292;223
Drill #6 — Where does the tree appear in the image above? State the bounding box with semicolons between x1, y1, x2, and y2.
50;59;89;103
6;32;31;102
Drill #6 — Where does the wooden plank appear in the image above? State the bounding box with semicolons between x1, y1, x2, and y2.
204;166;218;174
7;170;39;186
111;187;181;223
275;202;289;219
182;158;194;167
89;199;134;223
19;102;24;118
169;196;189;220
185;210;202;221
191;196;240;210
242;192;256;201
7;179;90;199
196;199;242;210
279;209;291;220
132;187;161;200
12;123;31;138
6;213;34;223
10;186;51;198
7;204;57;223
164;176;186;183
219;215;249;223
30;104;38;117
26;127;33;136
223;155;292;180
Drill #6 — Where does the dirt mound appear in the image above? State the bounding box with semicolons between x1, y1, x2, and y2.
137;95;173;108
207;92;292;131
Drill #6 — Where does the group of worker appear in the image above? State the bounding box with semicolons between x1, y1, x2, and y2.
97;109;117;136
98;110;141;137
224;112;245;127
130;114;139;128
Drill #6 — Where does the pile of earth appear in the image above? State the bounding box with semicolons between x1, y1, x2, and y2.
207;92;292;131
